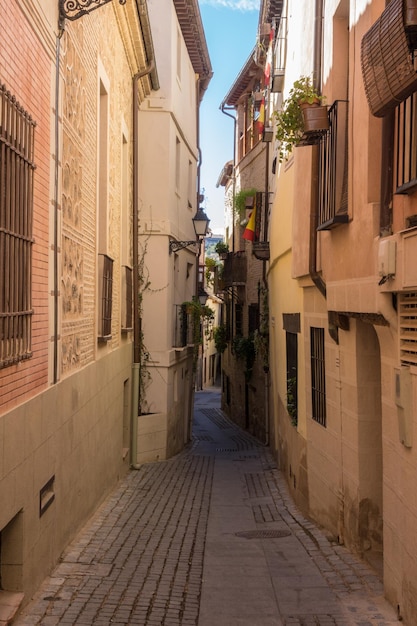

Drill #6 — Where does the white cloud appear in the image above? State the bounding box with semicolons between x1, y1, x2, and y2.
199;0;260;11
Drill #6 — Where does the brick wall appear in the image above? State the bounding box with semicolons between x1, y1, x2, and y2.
0;0;51;412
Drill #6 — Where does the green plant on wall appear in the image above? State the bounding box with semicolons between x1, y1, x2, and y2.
214;240;229;256
213;324;228;354
273;75;325;162
233;335;256;381
234;188;257;222
182;298;214;370
287;376;298;426
205;256;217;287
137;234;153;415
254;286;269;372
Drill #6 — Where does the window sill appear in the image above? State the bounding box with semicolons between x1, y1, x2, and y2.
317;214;349;231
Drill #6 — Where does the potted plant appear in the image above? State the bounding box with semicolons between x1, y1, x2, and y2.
234;188;257;222
214;240;229;259
273;75;329;162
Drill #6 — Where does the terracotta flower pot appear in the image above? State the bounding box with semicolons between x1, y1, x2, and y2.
301;104;329;133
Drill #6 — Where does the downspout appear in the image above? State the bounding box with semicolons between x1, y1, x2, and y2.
131;59;155;469
53;26;65;384
309;0;326;298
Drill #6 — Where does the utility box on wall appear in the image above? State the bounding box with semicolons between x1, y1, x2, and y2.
378;238;396;278
394;366;413;447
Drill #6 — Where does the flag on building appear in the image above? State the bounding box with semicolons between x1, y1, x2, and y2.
257;98;265;135
264;27;274;87
243;208;256;241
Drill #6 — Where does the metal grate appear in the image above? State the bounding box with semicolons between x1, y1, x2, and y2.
399;292;417;365
318;100;349;230
0;84;35;368
361;0;417;117
311;327;326;427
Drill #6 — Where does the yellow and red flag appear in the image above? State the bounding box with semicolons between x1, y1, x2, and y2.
243;208;256;241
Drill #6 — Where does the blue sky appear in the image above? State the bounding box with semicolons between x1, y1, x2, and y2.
199;0;260;233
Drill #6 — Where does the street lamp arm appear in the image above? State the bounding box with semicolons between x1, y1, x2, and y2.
169;240;198;255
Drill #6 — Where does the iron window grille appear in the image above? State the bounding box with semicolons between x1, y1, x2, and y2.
0;84;35;368
173;304;194;348
286;331;298;426
98;253;113;341
317;100;349;230
310;327;326;427
395;92;417;195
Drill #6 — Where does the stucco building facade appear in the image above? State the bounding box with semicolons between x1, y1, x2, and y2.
220;0;417;622
136;0;212;462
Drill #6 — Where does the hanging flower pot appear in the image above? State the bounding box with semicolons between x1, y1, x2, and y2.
301;104;329;133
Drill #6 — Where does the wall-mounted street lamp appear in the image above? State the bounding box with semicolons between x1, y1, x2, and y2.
169;207;210;254
59;0;126;26
198;287;209;306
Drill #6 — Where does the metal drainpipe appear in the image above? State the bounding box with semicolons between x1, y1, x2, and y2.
53;28;64;384
309;0;326;298
131;59;155;470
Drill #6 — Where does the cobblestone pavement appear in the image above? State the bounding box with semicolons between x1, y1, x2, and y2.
14;388;400;626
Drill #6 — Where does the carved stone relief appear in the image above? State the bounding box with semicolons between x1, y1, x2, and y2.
62;134;82;229
62;333;81;373
62;236;83;318
63;33;86;141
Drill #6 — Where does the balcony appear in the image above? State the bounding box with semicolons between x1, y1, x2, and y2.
222;251;247;287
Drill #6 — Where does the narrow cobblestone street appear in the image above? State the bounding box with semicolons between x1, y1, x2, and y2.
14;388;399;626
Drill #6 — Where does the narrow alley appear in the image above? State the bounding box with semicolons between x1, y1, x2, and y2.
14;389;399;626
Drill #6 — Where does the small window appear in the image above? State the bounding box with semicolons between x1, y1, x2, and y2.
310;327;326;426
286;332;298;425
0;85;35;368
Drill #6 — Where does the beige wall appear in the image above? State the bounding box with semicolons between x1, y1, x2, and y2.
0;344;132;602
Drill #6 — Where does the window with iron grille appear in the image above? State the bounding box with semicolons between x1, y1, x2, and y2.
286;332;298;425
121;265;133;331
399;292;417;365
317;100;349;230
394;93;417;194
0;85;35;368
98;254;113;340
310;327;326;426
